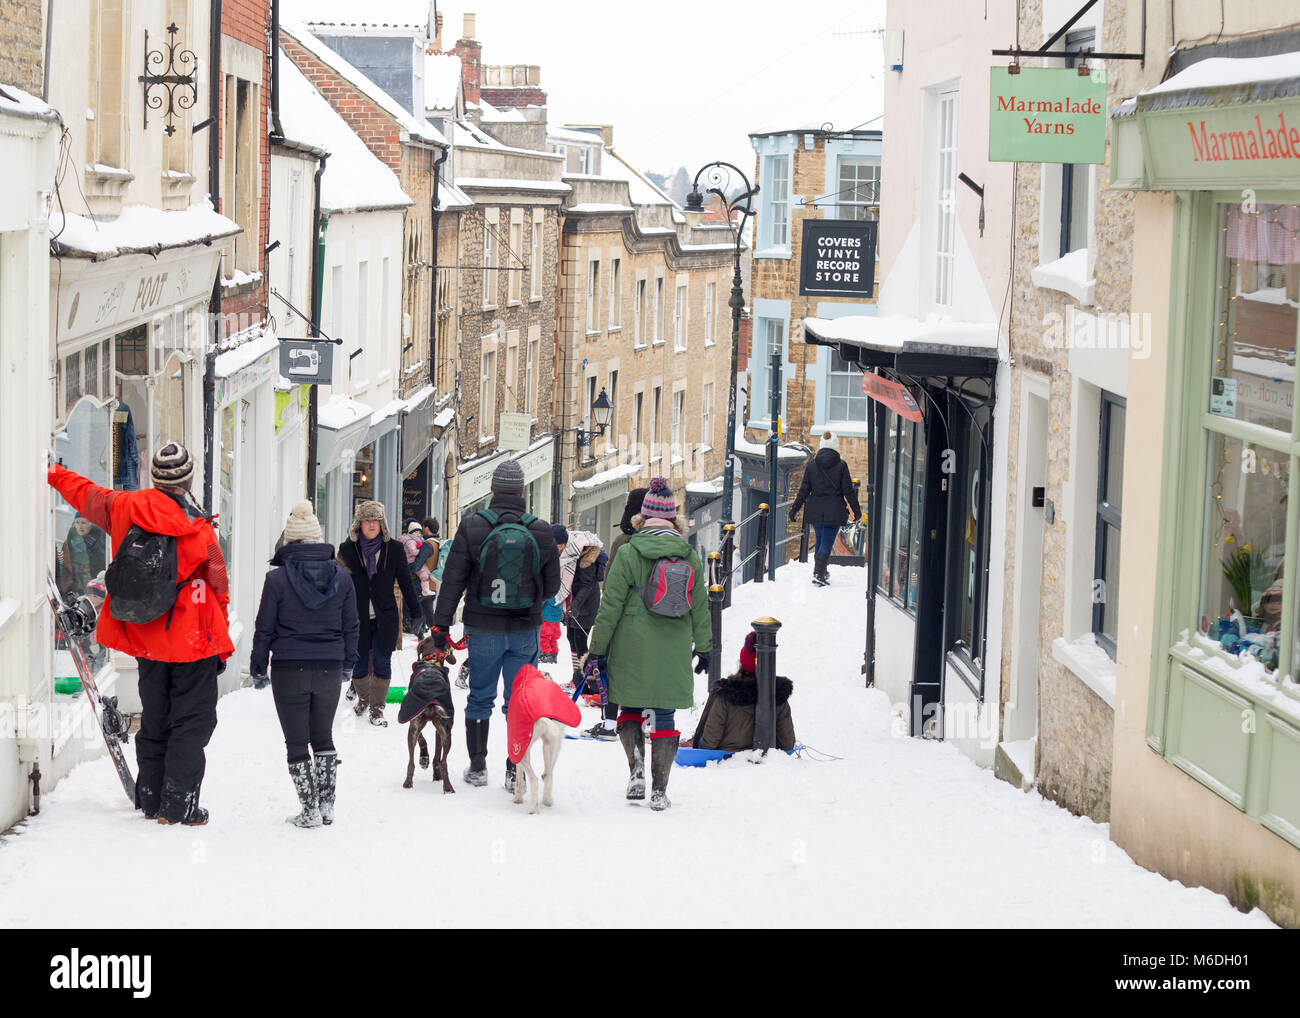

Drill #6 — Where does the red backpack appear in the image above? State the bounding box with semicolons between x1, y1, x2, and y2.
640;557;695;618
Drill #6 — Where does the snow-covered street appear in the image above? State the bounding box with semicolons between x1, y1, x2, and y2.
0;562;1274;928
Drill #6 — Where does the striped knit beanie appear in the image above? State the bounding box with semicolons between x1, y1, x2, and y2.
151;442;194;489
641;476;676;519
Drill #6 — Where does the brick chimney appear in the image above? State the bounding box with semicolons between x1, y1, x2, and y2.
432;9;443;50
454;12;481;105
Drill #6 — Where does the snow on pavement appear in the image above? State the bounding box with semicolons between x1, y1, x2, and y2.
0;562;1274;928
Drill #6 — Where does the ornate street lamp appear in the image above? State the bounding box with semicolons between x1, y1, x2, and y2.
683;161;758;544
575;388;614;448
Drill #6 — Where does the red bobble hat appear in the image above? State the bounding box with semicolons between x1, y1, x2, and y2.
739;631;757;674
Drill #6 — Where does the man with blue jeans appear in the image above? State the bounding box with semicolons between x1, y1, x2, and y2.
430;459;561;789
788;431;861;587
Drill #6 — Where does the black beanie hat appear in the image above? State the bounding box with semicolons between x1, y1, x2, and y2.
619;487;648;536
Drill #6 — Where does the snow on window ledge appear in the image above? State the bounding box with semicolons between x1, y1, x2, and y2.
0;596;18;642
1031;248;1096;306
1051;633;1116;708
754;247;792;261
811;421;872;438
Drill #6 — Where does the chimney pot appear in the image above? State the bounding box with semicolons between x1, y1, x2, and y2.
434;10;443;50
464;13;476;39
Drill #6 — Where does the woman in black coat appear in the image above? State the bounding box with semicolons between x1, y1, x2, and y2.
250;501;359;828
337;499;421;727
788;432;860;586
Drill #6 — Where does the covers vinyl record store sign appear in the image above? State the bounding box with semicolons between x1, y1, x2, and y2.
799;218;877;298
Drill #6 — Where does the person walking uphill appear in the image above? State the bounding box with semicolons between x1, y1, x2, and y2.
788;431;860;587
47;443;234;826
587;477;710;810
337;501;421;727
430;458;561;790
250;501;359;828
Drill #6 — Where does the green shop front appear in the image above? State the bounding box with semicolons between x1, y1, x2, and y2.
1112;59;1300;857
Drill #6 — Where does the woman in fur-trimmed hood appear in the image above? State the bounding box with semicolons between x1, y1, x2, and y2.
689;632;797;752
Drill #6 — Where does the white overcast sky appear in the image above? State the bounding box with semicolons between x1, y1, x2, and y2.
447;0;885;177
296;0;886;182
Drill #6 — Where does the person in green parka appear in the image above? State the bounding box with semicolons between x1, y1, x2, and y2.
587;476;711;811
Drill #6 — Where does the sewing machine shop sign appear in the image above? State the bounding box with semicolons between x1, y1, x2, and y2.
799;219;877;298
278;339;335;386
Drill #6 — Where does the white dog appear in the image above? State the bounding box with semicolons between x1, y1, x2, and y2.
513;717;565;815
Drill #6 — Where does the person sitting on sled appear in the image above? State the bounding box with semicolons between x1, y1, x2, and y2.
687;630;796;752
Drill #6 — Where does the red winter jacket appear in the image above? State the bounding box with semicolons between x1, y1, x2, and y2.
507;665;581;764
48;465;235;663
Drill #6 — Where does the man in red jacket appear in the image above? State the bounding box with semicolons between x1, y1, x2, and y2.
49;442;234;825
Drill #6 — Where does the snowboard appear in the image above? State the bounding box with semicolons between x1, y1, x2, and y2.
45;571;137;803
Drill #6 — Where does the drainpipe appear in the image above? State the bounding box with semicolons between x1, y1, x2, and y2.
429;145;447;390
306;155;327;502
269;0;283;139
203;0;223;512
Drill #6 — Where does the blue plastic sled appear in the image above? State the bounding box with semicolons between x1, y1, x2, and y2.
675;744;803;767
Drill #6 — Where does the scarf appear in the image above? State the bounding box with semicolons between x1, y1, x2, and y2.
360;534;383;578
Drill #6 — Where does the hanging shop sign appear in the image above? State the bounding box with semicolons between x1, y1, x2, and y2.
278;338;335;386
798;218;877;298
989;66;1107;164
862;372;923;422
498;411;533;451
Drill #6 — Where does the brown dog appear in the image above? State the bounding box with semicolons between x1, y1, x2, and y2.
403;637;455;794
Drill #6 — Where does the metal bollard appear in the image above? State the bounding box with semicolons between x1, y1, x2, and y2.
720;522;736;608
798;519;809;563
708;584;724;693
751;616;782;752
755;503;770;584
708;550;721;589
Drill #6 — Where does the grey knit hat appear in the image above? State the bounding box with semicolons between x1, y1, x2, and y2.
349;499;390;541
283;500;323;543
151;442;194;489
491;458;525;495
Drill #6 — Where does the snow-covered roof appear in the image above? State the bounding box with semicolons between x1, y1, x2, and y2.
454;120;504;149
565;203;636;215
371;398;407;428
1140;49;1300;108
279;56;413;214
733;436;808;461
571;461;642;491
214;326;279;379
601;149;678;209
50;200;240;260
280;18;446;147
285;0;430;30
318;393;375;430
424;52;462;110
0;82;59;122
437;179;474;210
456;177;571;194
433;406;455;428
548;124;603;146
802;315;998;358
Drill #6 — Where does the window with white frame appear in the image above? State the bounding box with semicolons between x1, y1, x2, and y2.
88;0;127;170
704;282;715;345
479;344;496;442
1093;392;1124;659
525;334;537;416
827;349;868;422
587;259;600;333
509;221;522;302
650;386;661;458
837;158;880;221
1059;31;1095;257
634;279;645;346
223;72;260;272
764;154;791;250
631;391;643;452
933;89;959;308
583;376;597;462
505;331;519;410
609;258;621;327
701;382;712;449
672;390;684;458
531;219;543;298
606;370;619;453
354;261;369;386
379;256;391;378
674;284;686;351
751;317;786;423
483;220;496;307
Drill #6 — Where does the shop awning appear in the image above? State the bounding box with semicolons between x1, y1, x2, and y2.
802;314;999;375
1111;50;1300;190
316;394;372;475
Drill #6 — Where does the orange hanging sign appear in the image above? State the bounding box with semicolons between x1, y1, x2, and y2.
861;372;923;423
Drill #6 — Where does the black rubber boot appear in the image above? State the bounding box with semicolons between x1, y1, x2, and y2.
314;751;339;825
287;760;322;828
157;778;209;826
618;721;645;800
463;718;489;787
649;733;679;811
812;554;830;586
135;782;160;820
504;760;517;794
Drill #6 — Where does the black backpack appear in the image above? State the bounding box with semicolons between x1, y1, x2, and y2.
474;509;542;611
104;524;185;625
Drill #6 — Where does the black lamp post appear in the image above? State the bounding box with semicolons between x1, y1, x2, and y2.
575;387;614;449
682;162;758;539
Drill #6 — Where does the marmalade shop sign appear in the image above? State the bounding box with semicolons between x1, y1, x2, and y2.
799;218;877;298
989;66;1107;164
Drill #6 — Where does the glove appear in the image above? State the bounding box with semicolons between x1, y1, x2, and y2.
788;510;797;524
430;628;450;652
216;657;227;676
588;654;607;676
693;651;710;674
251;671;270;690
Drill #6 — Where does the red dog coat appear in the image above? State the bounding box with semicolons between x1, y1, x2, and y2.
507;664;582;763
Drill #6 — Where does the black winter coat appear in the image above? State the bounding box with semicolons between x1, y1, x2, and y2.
337;534;422;656
250;542;360;673
789;448;860;527
569;545;607;629
432;493;561;633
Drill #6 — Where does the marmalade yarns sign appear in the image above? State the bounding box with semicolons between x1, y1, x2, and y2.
798;218;877;298
989;66;1107;164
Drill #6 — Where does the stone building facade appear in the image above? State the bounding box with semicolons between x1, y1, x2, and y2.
996;0;1133;823
557;155;736;552
0;0;44;96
